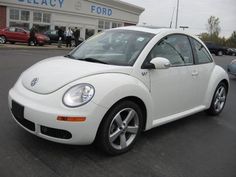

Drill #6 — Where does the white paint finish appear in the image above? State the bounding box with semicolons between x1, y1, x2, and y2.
21;56;132;94
8;27;229;145
149;65;198;120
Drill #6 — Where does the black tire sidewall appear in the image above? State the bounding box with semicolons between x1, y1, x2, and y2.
97;100;143;155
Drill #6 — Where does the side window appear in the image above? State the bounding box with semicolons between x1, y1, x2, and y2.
191;38;212;64
147;34;193;66
15;28;24;33
9;27;16;32
51;30;57;35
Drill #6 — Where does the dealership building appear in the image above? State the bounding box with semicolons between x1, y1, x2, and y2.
0;0;144;39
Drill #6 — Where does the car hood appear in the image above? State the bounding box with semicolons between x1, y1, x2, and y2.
21;56;133;94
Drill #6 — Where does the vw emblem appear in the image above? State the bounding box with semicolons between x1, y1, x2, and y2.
31;78;39;87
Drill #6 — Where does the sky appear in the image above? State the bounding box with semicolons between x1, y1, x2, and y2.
121;0;236;38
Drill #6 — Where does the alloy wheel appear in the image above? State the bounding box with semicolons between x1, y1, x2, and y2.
0;36;6;44
213;85;226;113
108;108;139;150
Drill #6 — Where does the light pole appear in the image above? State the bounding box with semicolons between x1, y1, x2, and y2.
175;0;179;29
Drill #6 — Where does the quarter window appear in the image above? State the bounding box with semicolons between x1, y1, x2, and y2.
191;38;212;64
147;34;193;66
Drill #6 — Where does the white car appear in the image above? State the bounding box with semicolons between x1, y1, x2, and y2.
9;26;229;155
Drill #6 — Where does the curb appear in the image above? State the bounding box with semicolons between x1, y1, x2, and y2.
0;44;73;50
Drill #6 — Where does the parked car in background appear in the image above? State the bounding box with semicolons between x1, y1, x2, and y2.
0;27;49;46
228;59;236;76
205;42;228;56
44;30;84;46
227;48;236;56
8;26;229;155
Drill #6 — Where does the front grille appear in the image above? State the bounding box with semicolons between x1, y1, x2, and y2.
40;125;72;139
11;100;35;131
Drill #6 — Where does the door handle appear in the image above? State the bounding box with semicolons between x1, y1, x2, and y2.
192;70;199;76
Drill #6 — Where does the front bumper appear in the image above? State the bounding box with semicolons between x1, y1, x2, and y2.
8;79;108;145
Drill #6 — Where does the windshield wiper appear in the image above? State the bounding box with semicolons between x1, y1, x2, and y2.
78;58;107;64
64;54;76;59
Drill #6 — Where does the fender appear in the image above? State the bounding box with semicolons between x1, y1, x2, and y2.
204;65;229;108
78;73;154;130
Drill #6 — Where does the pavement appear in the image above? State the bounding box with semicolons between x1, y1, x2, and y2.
0;50;236;177
0;43;72;50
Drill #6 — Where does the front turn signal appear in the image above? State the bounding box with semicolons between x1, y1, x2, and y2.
57;116;86;122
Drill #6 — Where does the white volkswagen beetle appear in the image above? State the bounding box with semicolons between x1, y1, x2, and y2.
9;26;229;155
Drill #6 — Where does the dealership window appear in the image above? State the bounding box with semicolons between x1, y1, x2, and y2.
105;21;110;29
21;10;30;21
10;9;20;20
33;12;51;23
33;12;51;33
9;22;29;29
55;26;66;31
112;22;122;28
112;22;117;28
43;13;50;23
33;12;42;22
98;20;104;29
98;20;111;31
33;24;50;33
9;9;30;29
85;29;95;39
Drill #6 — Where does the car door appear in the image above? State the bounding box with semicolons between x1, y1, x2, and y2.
4;27;16;41
189;37;215;106
146;34;199;120
49;30;59;42
15;28;29;42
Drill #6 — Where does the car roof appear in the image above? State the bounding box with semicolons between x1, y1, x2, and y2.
111;26;189;36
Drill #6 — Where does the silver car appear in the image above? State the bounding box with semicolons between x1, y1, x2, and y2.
228;59;236;75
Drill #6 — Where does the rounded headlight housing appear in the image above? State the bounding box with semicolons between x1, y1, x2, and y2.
63;83;95;107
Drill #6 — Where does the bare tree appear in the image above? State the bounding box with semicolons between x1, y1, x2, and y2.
207;16;221;37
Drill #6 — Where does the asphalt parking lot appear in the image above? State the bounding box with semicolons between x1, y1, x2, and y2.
0;49;236;177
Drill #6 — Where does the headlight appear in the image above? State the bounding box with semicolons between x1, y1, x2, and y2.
63;84;95;107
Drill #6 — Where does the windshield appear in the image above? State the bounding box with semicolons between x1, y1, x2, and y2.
69;30;154;66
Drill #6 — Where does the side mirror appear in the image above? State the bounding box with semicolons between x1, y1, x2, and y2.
150;57;171;69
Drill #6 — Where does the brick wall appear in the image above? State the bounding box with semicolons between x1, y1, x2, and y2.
0;6;7;28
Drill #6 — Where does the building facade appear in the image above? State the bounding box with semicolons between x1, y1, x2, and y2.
0;0;144;39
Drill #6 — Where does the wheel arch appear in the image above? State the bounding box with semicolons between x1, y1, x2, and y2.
204;65;229;108
95;95;148;143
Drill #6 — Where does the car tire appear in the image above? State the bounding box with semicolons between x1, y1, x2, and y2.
0;35;6;44
217;50;223;56
29;40;36;46
206;82;227;116
97;100;143;155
